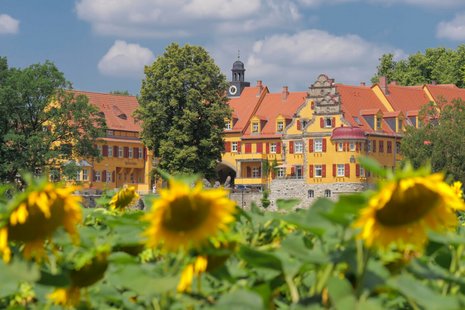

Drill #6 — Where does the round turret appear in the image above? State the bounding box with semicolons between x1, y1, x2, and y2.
331;126;366;140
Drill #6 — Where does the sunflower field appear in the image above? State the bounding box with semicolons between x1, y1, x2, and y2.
2;160;465;309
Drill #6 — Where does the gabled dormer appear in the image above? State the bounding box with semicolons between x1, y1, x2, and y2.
383;111;404;132
250;115;267;134
360;109;383;131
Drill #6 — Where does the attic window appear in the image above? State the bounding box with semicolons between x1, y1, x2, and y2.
376;116;382;130
353;116;362;125
118;113;127;120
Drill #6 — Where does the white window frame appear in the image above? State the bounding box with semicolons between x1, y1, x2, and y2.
98;145;103;156
82;169;88;181
225;121;232;130
129;147;133;158
108;146;113;157
325;118;333;128
232;142;238;152
95;171;101;182
76;171;81;181
314;139;323;152
315;165;322;177
295;141;304;154
139;147;143;159
349;142;355;152
277;121;284;132
296;165;303;179
337;142;343;152
337;164;345;177
118;147;123;158
360;167;365;177
324;189;332;197
270;143;277;154
252;167;261;178
106;171;112;183
277;167;285;178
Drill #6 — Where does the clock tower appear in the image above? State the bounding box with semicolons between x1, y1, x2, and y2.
228;54;250;97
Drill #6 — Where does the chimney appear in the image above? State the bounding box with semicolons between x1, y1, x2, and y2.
379;76;389;95
360;82;366;86
282;86;289;100
256;80;263;95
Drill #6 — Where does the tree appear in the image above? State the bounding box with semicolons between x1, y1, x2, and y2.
0;58;106;183
135;43;231;179
401;98;465;183
372;45;465;87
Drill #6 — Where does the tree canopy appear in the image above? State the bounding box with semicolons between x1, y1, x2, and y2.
0;57;106;183
400;98;465;183
372;45;465;87
136;43;231;179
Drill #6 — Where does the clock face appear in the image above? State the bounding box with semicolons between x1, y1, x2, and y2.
229;85;238;95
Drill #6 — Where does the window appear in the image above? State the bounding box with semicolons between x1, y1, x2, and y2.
76;171;81;181
232;142;238;152
139;147;143;159
324;189;331;197
252;167;261;178
379;141;384;153
270;143;277;153
129;147;133;158
314;139;323;152
95;171;101;182
398;119;403;131
338;142;343;152
107;130;114;136
225;120;232;130
295;141;304;154
277;167;285;178
98;145;103;156
252;122;259;133
308;190;314;198
349;142;355;151
325;118;333;128
315;165;322;177
118;147;123;158
82;169;88;181
360;167;365;177
376;116;382;130
296;165;303;179
277;121;284;132
337;164;345;177
130;174;135;183
106;172;112;183
367;141;372;152
108;146;113;157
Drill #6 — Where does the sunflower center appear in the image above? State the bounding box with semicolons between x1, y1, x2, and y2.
162;194;211;232
375;182;441;226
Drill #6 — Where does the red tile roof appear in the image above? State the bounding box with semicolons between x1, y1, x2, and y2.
336;85;394;134
227;86;267;132
245;90;307;136
425;84;465;105
72;90;141;132
382;84;431;114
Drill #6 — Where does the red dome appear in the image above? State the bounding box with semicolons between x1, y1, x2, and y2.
331;126;366;140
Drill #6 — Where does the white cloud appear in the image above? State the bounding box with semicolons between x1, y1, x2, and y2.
75;0;299;37
241;29;404;91
98;40;155;78
299;0;465;8
437;14;465;40
0;14;19;34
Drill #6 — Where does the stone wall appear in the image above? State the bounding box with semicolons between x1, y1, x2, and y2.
269;179;368;210
229;191;263;210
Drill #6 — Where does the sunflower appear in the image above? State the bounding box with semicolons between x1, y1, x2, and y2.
47;286;81;307
354;173;465;250
177;256;208;292
0;182;82;262
109;185;139;211
143;179;236;251
452;181;463;199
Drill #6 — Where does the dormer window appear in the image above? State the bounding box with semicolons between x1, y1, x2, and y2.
252;122;259;133
376;116;382;130
277;121;284;132
225;120;232;130
398;118;403;131
118;113;127;120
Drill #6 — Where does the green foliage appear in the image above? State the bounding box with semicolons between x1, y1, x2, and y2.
0;57;106;184
136;43;231;179
372;45;465;87
401;98;465;183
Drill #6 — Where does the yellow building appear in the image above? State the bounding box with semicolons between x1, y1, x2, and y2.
71;91;152;194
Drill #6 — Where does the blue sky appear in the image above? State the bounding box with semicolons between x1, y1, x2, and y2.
2;0;465;95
